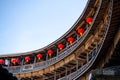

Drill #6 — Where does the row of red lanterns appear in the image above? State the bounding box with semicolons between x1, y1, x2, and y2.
0;17;93;65
0;29;85;64
0;51;54;64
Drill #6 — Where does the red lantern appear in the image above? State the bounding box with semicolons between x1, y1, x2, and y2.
77;28;85;36
86;17;93;24
25;56;30;62
11;58;19;65
47;49;53;57
0;59;4;64
37;53;43;60
58;43;64;50
67;37;75;44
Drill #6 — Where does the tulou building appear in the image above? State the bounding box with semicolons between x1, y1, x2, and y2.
0;0;120;80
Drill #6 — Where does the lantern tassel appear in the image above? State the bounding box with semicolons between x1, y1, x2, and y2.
80;33;83;36
13;62;16;65
70;41;72;44
89;22;92;25
60;48;62;51
38;58;41;60
26;60;29;62
49;54;52;58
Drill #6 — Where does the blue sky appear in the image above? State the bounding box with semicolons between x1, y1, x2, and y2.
0;0;87;54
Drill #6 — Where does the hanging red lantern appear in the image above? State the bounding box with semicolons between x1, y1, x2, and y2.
77;28;85;36
86;17;93;25
25;56;30;62
37;53;43;60
0;59;4;64
47;49;53;57
11;58;19;65
58;43;64;50
67;37;75;44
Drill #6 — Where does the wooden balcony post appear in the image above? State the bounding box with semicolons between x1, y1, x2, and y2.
57;48;59;56
54;71;56;80
46;53;48;60
87;53;89;62
34;56;36;63
65;67;68;76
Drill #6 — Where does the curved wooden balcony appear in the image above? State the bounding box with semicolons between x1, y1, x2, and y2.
1;0;120;80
